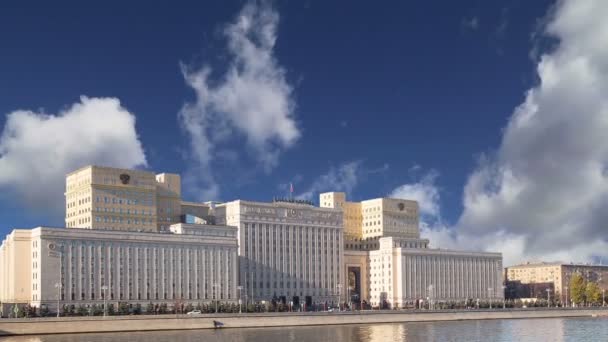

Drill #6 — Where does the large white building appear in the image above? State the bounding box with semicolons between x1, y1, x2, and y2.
0;224;238;313
369;237;502;307
320;192;503;308
0;166;504;314
216;199;344;307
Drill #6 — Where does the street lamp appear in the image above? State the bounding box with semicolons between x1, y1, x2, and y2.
336;284;342;311
603;289;605;307
502;285;506;309
546;288;551;307
237;286;243;314
101;285;108;317
488;288;493;309
427;284;434;310
54;282;62;317
564;286;569;308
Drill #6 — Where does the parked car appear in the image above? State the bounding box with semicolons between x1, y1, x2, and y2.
187;310;202;315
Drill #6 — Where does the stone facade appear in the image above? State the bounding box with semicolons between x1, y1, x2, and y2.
320;192;504;308
370;237;502;307
0;225;238;313
216;200;344;306
65;166;185;233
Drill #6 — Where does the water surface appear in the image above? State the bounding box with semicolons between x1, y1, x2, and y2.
1;317;607;342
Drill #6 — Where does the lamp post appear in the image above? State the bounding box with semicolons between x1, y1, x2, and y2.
564;286;569;308
336;284;342;311
427;284;434;310
546;288;551;307
603;289;605;307
54;282;62;317
237;286;243;314
502;285;506;309
101;285;108;316
488;288;493;309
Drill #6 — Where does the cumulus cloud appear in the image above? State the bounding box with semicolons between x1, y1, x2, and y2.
179;1;299;200
0;96;146;218
388;170;456;249
423;0;608;266
390;170;441;218
296;161;363;201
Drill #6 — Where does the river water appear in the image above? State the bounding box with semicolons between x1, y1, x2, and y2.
1;317;607;342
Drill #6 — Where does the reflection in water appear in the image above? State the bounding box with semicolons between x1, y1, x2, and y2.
1;317;607;342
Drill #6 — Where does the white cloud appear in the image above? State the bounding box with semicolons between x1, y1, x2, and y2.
179;1;299;200
426;0;608;266
0;96;146;217
389;170;454;250
390;170;440;218
297;161;362;201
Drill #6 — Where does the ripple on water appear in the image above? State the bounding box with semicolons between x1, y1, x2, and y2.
1;317;608;342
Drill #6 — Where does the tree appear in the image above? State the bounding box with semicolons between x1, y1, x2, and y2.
25;304;37;318
91;304;103;316
107;303;115;316
76;305;88;316
118;302;129;315
146;302;155;314
586;282;602;305
570;273;586;305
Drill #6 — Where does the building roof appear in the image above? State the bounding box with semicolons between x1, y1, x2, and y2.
507;261;608;268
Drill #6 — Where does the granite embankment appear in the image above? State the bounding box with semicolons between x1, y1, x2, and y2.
0;308;607;336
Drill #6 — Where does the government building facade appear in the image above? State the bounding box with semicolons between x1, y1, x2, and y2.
320;192;503;308
1;165;503;314
217;199;344;307
0;224;238;313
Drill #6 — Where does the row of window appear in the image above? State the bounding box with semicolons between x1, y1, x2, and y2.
94;216;154;225
94;207;155;216
97;196;154;206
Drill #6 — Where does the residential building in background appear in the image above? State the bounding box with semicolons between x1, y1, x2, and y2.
505;262;608;303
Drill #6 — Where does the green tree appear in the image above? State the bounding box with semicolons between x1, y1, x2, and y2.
586;282;602;305
76;305;88;316
133;304;142;315
570;273;586;305
146;302;155;314
118;302;129;315
107;303;115;316
91;304;103;316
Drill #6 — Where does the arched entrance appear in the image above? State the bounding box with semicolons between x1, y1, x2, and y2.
348;266;361;309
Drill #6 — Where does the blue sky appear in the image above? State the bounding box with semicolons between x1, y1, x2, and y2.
2;0;607;266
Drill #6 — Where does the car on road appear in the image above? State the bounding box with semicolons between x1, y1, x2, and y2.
187;310;202;315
